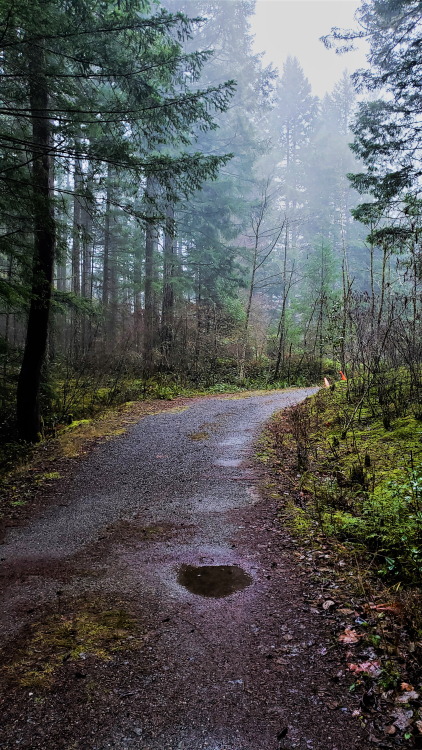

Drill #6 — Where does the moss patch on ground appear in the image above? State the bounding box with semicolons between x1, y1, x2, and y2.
2;598;148;689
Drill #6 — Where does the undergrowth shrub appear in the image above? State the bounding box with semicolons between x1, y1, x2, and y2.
323;468;422;580
280;373;422;584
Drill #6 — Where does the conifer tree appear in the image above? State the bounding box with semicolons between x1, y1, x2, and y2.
0;0;235;440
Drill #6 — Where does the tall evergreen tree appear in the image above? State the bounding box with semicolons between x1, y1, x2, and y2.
0;0;235;440
323;0;422;220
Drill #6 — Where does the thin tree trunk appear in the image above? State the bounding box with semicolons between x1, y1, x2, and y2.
72;159;82;296
143;175;158;375
161;203;175;365
81;180;93;352
133;236;143;352
102;176;112;309
274;224;293;379
102;167;118;344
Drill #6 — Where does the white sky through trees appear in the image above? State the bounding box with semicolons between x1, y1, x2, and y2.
251;0;368;97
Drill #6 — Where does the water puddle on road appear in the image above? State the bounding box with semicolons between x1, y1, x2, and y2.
214;458;242;467
219;437;246;447
177;564;252;598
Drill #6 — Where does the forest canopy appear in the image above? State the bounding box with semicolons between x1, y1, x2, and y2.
0;0;420;443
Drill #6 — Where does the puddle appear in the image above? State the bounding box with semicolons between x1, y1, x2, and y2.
214;458;242;467
219;437;246;447
177;564;252;598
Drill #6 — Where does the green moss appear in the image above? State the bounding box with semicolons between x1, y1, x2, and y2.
37;471;61;482
286;502;315;536
271;375;422;583
65;419;91;431
3;601;143;689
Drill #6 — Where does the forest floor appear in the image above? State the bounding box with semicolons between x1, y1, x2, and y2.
0;387;400;750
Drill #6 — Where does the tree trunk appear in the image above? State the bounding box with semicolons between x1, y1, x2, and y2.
102;177;112;309
80;178;93;352
143;175;158;376
17;44;55;441
133;236;143;352
161;203;176;365
274;224;290;379
102;168;118;344
72;159;82;296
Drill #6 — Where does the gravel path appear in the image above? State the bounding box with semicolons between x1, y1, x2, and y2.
0;389;372;750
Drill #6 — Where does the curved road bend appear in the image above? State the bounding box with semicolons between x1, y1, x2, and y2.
0;388;371;750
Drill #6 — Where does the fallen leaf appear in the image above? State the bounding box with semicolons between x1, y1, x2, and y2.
395;690;419;703
392;708;413;731
323;600;336;611
384;726;396;736
401;683;414;692
338;608;355;615
347;660;381;677
338;628;362;644
416;721;422;734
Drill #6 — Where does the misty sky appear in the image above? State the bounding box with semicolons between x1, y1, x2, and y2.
251;0;368;97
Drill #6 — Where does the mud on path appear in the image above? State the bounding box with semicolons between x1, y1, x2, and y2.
0;389;372;750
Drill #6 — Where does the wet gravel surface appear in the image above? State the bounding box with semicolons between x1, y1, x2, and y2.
0;389;372;750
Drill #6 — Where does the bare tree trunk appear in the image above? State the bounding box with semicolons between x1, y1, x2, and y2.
274;223;295;379
239;185;284;380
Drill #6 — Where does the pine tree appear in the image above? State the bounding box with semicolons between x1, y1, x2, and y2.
0;0;235;440
323;0;422;218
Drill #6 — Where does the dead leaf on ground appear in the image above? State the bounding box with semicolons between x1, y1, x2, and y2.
395;690;419;703
347;660;381;677
384;726;396;736
391;708;413;731
401;682;414;692
322;600;336;611
338;628;362;644
416;720;422;734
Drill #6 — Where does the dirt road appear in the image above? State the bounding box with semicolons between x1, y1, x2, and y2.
0;389;371;750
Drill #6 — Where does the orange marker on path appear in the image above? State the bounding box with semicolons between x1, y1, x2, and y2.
339;370;347;381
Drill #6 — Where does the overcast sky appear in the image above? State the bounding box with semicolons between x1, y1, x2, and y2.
251;0;368;97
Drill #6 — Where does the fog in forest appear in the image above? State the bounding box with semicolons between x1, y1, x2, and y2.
0;0;420;443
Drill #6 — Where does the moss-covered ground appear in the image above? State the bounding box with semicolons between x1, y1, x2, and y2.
269;382;422;584
2;597;147;689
